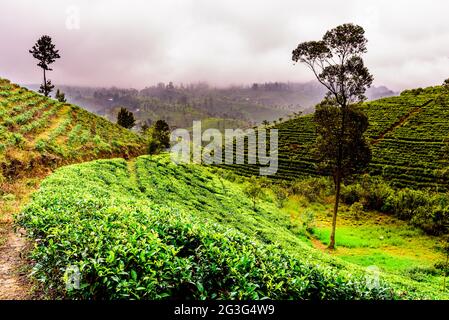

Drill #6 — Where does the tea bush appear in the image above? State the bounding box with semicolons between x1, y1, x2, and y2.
0;78;146;177
18;156;396;300
219;85;449;191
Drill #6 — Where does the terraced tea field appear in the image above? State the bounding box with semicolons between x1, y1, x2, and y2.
0;78;145;180
219;86;449;190
17;155;449;299
0;77;147;299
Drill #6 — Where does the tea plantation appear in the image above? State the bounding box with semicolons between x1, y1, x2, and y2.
0;78;146;180
219;86;449;190
17;155;448;299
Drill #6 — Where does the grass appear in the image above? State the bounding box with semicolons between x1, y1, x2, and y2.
284;195;448;289
0;177;42;246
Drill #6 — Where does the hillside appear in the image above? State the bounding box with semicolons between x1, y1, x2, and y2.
0;78;146;180
219;86;449;190
16;154;448;299
0;77;147;299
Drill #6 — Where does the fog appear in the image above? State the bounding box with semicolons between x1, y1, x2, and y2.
1;0;448;91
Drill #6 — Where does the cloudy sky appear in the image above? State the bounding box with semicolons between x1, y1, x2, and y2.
1;0;448;91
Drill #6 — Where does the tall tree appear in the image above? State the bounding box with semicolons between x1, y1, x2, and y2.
292;23;373;249
117;107;136;129
146;119;171;154
29;35;61;97
153;120;170;148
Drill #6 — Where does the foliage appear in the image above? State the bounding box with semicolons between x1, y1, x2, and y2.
117;107;136;129
55;89;66;102
29;35;60;97
153;120;170;148
349;202;365;220
143;119;171;154
0;78;146;178
340;175;449;235
314;103;372;178
290;177;332;202
243;176;263;209
273;184;289;208
17;155;399;300
292;23;373;105
301;209;316;233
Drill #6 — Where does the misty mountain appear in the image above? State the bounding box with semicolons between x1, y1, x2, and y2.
23;81;397;129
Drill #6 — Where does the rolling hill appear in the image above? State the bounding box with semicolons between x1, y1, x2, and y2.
0;77;148;299
17;154;448;299
219;85;449;191
2;75;449;300
0;78;146;181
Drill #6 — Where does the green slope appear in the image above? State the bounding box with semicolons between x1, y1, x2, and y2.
17;154;448;299
219;86;449;190
0;78;146;180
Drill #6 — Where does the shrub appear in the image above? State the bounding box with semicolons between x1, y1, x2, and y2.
382;189;449;235
349;202;365;220
291;177;332;202
301;209;316;233
341;184;363;205
17;156;395;300
35;139;46;152
273;185;289;208
385;189;429;220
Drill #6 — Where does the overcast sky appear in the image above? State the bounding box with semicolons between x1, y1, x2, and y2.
1;0;448;91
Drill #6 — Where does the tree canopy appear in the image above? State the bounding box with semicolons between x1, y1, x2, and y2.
292;23;373;107
117;107;136;129
29;35;60;97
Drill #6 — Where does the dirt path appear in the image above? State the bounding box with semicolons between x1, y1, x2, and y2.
0;229;31;299
0;156;144;300
310;237;329;252
0;178;41;300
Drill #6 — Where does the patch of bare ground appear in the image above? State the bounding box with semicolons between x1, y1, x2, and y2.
0;177;43;300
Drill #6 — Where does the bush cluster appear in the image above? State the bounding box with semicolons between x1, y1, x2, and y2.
341;175;449;235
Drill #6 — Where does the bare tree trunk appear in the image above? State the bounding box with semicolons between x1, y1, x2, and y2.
329;171;341;249
444;244;449;291
329;105;347;250
43;68;47;96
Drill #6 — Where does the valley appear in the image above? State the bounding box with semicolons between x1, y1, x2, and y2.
1;78;449;300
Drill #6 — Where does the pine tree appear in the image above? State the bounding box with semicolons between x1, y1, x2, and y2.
29;35;61;97
117;107;136;129
153;120;170;148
